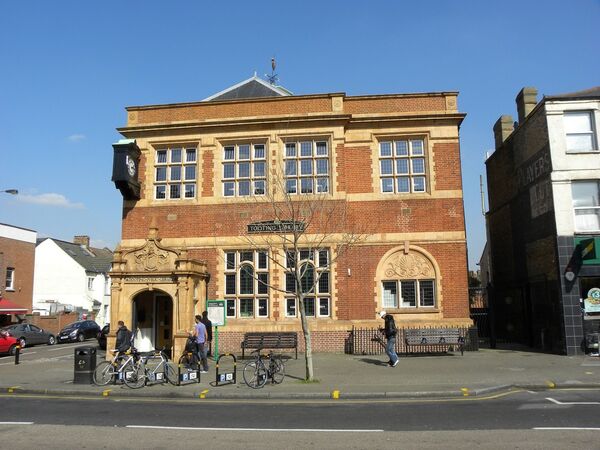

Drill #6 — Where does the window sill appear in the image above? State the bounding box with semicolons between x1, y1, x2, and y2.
386;308;439;314
5;288;15;292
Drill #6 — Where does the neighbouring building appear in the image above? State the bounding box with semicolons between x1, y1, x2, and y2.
0;223;36;325
109;75;471;358
485;86;600;355
33;236;113;325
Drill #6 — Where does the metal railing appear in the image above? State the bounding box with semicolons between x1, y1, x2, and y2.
346;326;479;355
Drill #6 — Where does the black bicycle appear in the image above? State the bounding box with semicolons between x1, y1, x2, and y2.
242;348;285;389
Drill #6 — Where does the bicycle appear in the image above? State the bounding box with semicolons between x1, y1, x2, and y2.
242;348;285;389
140;348;178;386
178;335;200;370
93;348;146;389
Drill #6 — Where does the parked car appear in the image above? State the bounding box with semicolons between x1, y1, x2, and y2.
97;323;109;350
0;330;18;355
0;323;56;348
57;320;101;343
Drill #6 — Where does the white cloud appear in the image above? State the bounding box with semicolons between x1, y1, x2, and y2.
67;134;86;142
17;193;84;209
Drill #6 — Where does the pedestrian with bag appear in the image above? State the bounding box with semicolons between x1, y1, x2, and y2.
379;311;399;367
200;310;213;357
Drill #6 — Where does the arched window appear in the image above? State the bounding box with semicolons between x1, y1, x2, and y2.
379;249;437;309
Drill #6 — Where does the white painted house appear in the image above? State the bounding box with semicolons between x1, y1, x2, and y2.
33;236;113;326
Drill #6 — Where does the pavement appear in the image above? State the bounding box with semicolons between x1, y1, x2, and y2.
1;345;600;400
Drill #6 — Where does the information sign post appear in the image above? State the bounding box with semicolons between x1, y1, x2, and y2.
207;300;226;361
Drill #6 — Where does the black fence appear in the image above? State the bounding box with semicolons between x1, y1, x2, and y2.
346;326;479;355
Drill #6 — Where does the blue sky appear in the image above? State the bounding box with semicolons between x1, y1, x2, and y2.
1;1;598;269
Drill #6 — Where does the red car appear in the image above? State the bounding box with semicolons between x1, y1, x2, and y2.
0;330;18;356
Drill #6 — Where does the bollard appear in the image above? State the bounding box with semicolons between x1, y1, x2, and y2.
14;345;20;365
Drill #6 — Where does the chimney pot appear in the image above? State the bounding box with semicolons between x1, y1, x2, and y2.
73;235;90;247
493;115;514;149
516;87;538;124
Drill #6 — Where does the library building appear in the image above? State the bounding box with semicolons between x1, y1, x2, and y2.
108;75;471;358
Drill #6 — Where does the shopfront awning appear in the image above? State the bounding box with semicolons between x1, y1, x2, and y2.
0;298;29;315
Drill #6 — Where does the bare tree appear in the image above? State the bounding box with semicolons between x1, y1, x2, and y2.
233;167;367;381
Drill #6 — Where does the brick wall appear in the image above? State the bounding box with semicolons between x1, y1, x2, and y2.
0;236;35;311
433;142;463;190
336;145;373;194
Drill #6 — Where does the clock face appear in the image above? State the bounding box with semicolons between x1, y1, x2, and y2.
126;155;136;177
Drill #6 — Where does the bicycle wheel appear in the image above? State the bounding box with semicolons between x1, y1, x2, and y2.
93;361;116;386
164;361;179;386
270;355;285;384
243;360;267;389
179;353;199;370
123;360;146;389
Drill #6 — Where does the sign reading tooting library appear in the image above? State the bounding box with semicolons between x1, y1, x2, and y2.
247;220;306;234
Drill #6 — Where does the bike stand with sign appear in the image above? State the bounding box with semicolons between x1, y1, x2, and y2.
177;364;201;386
214;353;236;386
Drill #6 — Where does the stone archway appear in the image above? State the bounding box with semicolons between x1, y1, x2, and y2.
108;228;209;360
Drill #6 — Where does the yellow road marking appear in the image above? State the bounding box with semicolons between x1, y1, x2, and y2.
546;381;556;388
332;390;340;399
199;389;209;399
102;389;111;397
461;388;470;397
8;386;21;393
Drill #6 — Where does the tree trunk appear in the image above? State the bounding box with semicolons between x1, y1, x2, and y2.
298;295;314;380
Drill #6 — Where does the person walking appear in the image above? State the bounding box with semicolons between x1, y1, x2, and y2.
193;315;209;373
115;320;132;354
379;311;399;367
200;310;213;357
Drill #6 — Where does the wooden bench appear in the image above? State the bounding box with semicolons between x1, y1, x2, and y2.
241;332;298;359
404;328;465;355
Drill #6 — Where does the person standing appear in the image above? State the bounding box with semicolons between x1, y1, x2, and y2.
193;315;209;373
379;311;399;367
200;310;213;357
115;320;132;353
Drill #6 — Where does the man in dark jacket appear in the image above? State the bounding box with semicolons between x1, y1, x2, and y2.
380;311;399;367
115;320;132;353
200;311;213;357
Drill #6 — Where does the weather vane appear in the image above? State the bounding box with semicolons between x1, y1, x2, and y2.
266;57;278;85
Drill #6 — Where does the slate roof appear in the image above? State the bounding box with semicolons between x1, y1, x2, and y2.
203;75;292;102
546;86;600;101
38;238;113;274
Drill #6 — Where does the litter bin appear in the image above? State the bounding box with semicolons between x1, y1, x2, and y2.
74;346;97;384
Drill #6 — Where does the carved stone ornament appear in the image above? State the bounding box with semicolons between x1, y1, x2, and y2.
384;252;434;279
133;240;170;272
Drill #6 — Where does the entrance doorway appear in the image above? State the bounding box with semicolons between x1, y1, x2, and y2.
132;291;173;358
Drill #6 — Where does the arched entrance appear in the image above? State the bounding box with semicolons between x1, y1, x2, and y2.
132;290;173;357
108;227;209;361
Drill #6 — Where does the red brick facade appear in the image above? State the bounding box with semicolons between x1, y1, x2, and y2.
115;87;469;353
0;232;36;312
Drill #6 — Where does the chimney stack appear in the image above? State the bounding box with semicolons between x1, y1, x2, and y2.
516;87;538;124
493;115;514;149
74;235;90;247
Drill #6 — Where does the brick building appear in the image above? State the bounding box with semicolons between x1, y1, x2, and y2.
486;86;600;355
109;76;470;357
0;223;37;325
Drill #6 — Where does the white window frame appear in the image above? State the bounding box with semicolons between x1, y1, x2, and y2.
87;277;94;291
379;139;427;194
222;143;267;197
224;250;269;318
572;180;600;233
284;249;330;318
154;146;197;200
564;111;597;152
5;267;15;291
283;140;330;195
381;279;436;309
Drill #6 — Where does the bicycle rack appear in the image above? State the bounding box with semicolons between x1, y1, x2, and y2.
177;363;201;386
215;353;236;386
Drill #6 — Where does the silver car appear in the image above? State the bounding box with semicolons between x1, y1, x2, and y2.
1;324;56;348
